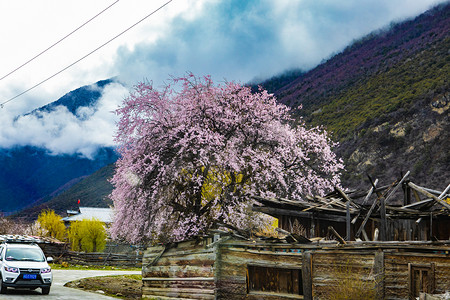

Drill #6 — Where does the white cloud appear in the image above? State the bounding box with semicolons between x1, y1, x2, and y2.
0;0;447;157
0;82;127;158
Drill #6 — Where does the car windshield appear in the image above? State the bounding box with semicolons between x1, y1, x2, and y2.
5;247;45;262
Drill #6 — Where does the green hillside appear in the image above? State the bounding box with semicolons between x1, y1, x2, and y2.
14;163;115;220
264;3;450;190
311;36;449;139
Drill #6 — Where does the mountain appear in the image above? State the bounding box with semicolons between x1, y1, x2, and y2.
259;2;450;191
13;3;450;218
13;163;115;221
27;78;114;117
0;80;119;214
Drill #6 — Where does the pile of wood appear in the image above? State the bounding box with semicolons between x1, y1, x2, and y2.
253;171;450;242
60;251;143;267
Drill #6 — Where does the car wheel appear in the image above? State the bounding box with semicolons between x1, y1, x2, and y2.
0;278;7;294
42;286;50;295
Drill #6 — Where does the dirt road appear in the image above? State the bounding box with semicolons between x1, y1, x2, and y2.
0;269;141;299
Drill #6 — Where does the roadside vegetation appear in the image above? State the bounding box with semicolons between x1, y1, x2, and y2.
64;274;142;299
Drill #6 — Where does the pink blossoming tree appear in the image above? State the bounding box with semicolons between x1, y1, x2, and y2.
110;74;343;243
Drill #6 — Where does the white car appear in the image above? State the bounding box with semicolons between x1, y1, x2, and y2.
0;242;53;295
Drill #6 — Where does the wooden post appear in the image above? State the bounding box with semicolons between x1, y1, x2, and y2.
408;263;413;300
380;196;387;241
373;228;379;241
403;180;411;206
430;212;433;241
346;201;351;241
361;228;369;241
302;251;313;300
374;250;385;300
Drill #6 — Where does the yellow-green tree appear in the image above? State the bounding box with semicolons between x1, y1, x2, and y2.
68;218;107;252
67;221;83;251
37;209;66;241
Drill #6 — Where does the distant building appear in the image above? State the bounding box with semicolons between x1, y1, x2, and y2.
62;207;114;226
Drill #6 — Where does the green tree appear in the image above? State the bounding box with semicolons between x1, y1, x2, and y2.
68;218;107;252
37;209;66;241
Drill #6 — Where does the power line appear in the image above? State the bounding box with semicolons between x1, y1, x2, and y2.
1;0;173;108
0;0;120;82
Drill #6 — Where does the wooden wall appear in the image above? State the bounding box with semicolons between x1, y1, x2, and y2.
384;252;450;299
310;250;380;299
142;238;306;299
142;238;216;299
279;215;450;242
216;240;304;300
142;237;450;300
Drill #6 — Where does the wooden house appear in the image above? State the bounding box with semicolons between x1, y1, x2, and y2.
142;235;450;299
142;176;450;299
61;206;114;227
253;176;450;242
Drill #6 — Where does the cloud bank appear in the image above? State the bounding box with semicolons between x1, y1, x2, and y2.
111;0;447;86
0;0;446;158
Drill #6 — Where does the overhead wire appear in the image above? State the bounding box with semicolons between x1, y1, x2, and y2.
1;0;173;108
0;0;120;82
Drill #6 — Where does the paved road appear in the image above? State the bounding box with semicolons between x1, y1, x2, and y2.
0;269;141;299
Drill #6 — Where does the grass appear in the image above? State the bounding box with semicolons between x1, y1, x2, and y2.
321;261;381;300
64;274;142;299
301;36;449;140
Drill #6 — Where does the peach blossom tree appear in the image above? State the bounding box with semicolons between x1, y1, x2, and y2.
110;74;343;243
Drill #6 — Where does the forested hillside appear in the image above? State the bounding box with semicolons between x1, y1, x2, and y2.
264;3;449;190
13;163;115;220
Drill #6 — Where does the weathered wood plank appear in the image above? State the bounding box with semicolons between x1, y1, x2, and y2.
408;182;450;211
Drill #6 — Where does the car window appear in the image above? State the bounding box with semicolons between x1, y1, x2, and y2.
5;247;45;262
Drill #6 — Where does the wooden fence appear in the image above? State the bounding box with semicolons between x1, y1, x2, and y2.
39;242;143;268
59;251;143;268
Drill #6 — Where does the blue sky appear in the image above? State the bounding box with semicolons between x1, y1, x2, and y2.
0;0;447;157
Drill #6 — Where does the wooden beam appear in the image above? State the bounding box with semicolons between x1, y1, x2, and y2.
438;183;450;199
401;198;434;209
335;187;361;209
356;196;380;238
253;206;348;222
412;189;422;202
408;182;450;211
358;172;410;239
362;179;378;206
384;171;411;204
328;226;346;244
352;179;378;224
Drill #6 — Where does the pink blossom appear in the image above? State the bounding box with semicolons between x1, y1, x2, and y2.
110;74;344;243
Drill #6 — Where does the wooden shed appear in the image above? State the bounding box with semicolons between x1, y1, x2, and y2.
253;177;450;242
142;234;450;299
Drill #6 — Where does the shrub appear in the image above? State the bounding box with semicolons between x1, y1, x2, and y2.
36;209;66;241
